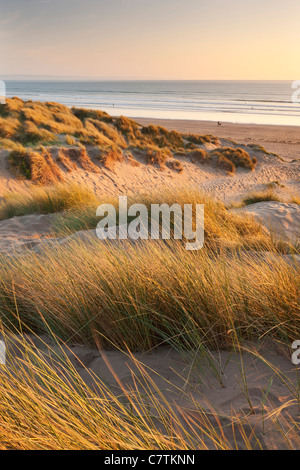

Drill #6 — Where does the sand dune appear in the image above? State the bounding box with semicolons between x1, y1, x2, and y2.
234;202;300;243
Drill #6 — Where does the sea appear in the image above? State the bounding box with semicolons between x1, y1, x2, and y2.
4;80;300;126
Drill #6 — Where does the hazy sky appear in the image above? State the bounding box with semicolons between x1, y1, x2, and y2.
0;0;299;80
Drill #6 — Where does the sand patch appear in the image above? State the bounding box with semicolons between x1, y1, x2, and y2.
234;202;300;243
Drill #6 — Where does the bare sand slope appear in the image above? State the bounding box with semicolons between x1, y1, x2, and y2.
63;149;299;204
0;213;56;253
4;334;299;449
234;202;300;243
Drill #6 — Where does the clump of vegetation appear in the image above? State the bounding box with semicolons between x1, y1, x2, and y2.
212;147;257;171
0;97;24;116
144;145;172;169
114;116;143;146
185;133;220;146
217;154;236;174
247;143;270;155
242;189;281;206
30;147;65;184
167;159;184;172
71;107;112;123
0;183;99;220
141;124;184;150
18;120;57;145
65;135;77;146
0;117;20;138
126;153;140;167
8;148;31;179
99;146;125;170
75;120;115;147
290;196;300;205
0;138;26;152
9;147;64;184
189;149;210;164
87;119;127;148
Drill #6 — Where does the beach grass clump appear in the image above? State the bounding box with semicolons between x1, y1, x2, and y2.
71;107;113;123
212;147;257;171
65;135;77;146
247;143;270;155
75;121;114;147
0;116;20;138
185;134;220;146
141;125;184;150
217;154;236;174
8;148;31;179
189;149;210;164
167;159;184;172
29;147;65;184
0;138;26;153
87;119;127;148
8;147;64;184
144;144;172;169
18;120;57;146
0;183;99;220
99;146;125;170
242;189;281;206
126;153;141;167
0;97;24;117
57;148;78;172
113;116;143;146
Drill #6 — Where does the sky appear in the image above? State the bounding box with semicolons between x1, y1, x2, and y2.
0;0;299;80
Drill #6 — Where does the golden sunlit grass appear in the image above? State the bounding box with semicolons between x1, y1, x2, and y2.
189;149;210;164
0;185;299;449
9;146;65;183
212;147;257;171
184;133;220;146
141;124;184;150
99;146;125;170
0;331;299;450
0;187;297;349
217;154;236;174
144;144;172;169
242;189;281;206
0;183;98;220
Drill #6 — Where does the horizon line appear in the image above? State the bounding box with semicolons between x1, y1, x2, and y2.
1;75;296;82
